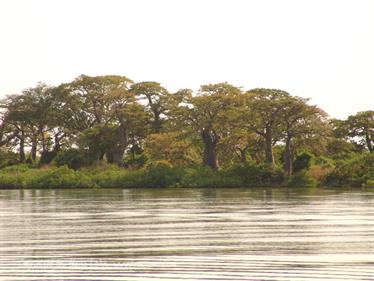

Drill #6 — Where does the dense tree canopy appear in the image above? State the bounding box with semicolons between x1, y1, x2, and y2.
0;74;372;187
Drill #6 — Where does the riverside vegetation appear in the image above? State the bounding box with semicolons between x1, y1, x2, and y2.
0;75;372;189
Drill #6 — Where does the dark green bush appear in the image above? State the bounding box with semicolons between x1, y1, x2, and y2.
89;163;181;188
90;168;145;188
123;153;147;168
0;150;19;168
0;173;26;188
142;162;184;188
323;153;374;187
32;166;93;188
39;151;58;165
365;179;374;188
54;149;88;170
293;152;314;173
0;164;32;173
0;165;43;188
314;156;335;169
226;162;284;187
181;167;242;188
92;165;243;188
287;170;318;188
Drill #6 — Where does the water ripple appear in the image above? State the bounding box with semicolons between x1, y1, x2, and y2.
0;188;373;280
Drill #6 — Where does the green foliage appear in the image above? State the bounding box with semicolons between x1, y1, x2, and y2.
90;165;242;188
142;162;184;188
0;163;32;173
314;156;335;169
130;81;170;133
293;152;314;173
89;169;128;188
0;164;34;188
326;139;356;160
54;149;87;170
144;132;198;167
226;162;284;187
39;151;58;165
0;165;31;189
89;163;183;188
0;165;92;189
323;153;374;187
365;179;374;188
180;167;242;188
32;166;93;188
175;83;244;169
123;153;147;168
287;170;318;188
345;111;373;152
0;74;371;188
0;173;26;188
0;150;19;168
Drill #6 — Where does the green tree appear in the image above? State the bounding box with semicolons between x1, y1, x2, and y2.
243;89;289;165
176;83;243;170
130;82;170;133
0;83;58;163
345;111;373;153
144;132;198;166
280;96;328;176
56;75;148;166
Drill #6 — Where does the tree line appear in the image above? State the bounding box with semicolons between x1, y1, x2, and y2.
0;75;373;187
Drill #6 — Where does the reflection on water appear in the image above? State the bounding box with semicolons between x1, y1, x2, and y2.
0;188;373;280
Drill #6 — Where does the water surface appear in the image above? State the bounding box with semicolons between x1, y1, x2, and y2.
0;188;373;280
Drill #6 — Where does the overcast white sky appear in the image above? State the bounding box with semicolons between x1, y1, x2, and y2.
0;0;373;119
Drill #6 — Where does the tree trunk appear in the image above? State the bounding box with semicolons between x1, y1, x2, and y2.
235;147;247;164
53;133;64;153
201;128;218;170
235;145;252;164
365;132;373;153
153;112;161;133
284;134;293;177
39;127;47;155
108;116;129;166
108;132;128;166
19;135;25;163
31;135;37;161
264;127;274;165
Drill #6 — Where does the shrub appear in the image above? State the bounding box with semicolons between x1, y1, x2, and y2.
308;165;332;182
323;153;374;187
39;151;58;165
314;156;335;169
226;162;284;187
0;165;44;188
32;166;93;188
116;170;147;188
54;149;88;170
142;162;184;188
259;164;284;186
365;179;374;188
181;167;242;188
293;152;314;173
288;170;318;188
91;163;183;188
0;164;32;173
0;173;26;188
90;168;142;188
123;153;147;169
0;150;19;168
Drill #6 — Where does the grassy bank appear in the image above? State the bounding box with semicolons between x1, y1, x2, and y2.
0;153;373;189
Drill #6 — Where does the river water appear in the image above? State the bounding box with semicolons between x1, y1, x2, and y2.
0;188;373;280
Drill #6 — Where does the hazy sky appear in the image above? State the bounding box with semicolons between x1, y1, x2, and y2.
0;0;373;119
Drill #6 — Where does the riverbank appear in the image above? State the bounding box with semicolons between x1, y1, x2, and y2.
0;156;373;189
